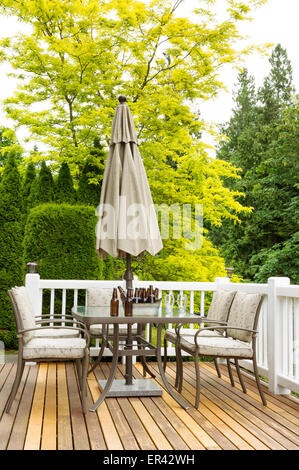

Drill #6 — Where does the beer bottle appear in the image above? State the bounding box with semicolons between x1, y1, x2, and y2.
125;288;133;316
148;285;154;304
134;288;140;304
154;288;159;301
118;286;127;302
110;288;119;316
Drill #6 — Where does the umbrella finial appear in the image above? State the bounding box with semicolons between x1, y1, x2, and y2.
118;95;127;104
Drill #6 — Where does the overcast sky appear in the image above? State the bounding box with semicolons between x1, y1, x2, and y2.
0;0;298;156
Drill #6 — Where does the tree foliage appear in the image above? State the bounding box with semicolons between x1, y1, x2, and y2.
0;151;23;347
55;162;76;204
0;0;268;282
28;160;54;207
210;45;299;283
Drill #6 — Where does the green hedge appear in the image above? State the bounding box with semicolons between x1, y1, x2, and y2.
0;153;24;348
24;203;102;280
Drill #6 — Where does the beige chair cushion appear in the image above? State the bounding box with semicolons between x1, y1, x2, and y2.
165;328;222;344
23;337;86;360
11;287;36;343
227;292;262;342
86;288;125;314
90;324;138;336
180;334;253;358
206;289;236;331
34;328;79;339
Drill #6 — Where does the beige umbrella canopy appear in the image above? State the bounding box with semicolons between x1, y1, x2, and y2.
96;96;163;283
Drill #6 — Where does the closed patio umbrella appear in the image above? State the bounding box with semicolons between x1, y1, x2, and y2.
93;96;163;398
96;95;163;286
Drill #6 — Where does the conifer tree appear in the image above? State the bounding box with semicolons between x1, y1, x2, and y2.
21;162;36;221
0;151;23;347
55;162;76;204
28;161;54;208
210;45;298;282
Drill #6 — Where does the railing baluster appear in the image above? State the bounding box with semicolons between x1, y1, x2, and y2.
294;298;299;381
288;297;294;378
62;288;66;326
50;289;55;326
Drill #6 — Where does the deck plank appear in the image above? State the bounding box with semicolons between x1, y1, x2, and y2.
24;363;48;450
149;363;259;450
41;363;57;450
57;363;73;450
88;372;123;450
0;366;30;449
199;363;299;442
193;363;299;449
217;363;299;423
96;364;139;450
1;360;298;451
7;365;39;450
65;362;90;450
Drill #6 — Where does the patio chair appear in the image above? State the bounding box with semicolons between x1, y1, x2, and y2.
163;289;236;384
6;287;90;414
86;288;153;377
174;291;267;407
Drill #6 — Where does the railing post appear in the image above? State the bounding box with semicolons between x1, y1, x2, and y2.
214;277;231;288
267;277;291;394
25;264;41;318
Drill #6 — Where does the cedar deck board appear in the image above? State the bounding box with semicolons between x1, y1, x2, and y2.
0;361;298;451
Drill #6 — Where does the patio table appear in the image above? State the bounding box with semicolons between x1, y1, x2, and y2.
72;305;202;411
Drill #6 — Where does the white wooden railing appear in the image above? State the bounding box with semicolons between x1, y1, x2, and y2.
24;273;299;396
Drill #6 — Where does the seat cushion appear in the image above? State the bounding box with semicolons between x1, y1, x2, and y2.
227;292;262;342
34;328;79;339
179;335;253;358
23;337;86;360
11;287;36;343
165;328;222;343
90;324;138;336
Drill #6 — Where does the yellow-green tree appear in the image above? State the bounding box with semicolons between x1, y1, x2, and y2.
0;0;266;281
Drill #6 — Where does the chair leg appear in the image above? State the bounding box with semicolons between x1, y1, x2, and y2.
81;351;89;414
214;358;221;378
252;354;267;406
226;359;235;387
176;343;184;392
235;359;247;394
6;355;25;413
163;337;168;372
175;343;182;390
76;359;83;391
194;352;201;408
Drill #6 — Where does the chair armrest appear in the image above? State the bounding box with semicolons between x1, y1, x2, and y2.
18;325;90;346
194;326;258;347
174;320;227;336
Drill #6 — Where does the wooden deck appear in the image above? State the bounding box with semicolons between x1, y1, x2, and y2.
0;360;298;450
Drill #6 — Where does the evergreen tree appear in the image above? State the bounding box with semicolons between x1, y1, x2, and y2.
77;138;105;207
0;151;23;347
55;162;76;204
210;45;298;282
28;161;54;208
103;255;115;280
21;162;36;222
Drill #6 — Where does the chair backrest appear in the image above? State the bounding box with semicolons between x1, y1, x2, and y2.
86;288;124;313
227;291;264;343
206;290;236;331
8;287;36;343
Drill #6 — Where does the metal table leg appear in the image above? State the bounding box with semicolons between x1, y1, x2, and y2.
156;323;190;410
89;324;120;412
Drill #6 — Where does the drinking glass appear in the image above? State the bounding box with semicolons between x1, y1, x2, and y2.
177;293;188;313
164;293;174;312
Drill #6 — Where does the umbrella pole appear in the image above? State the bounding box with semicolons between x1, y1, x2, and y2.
124;253;133;289
124;253;133;385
